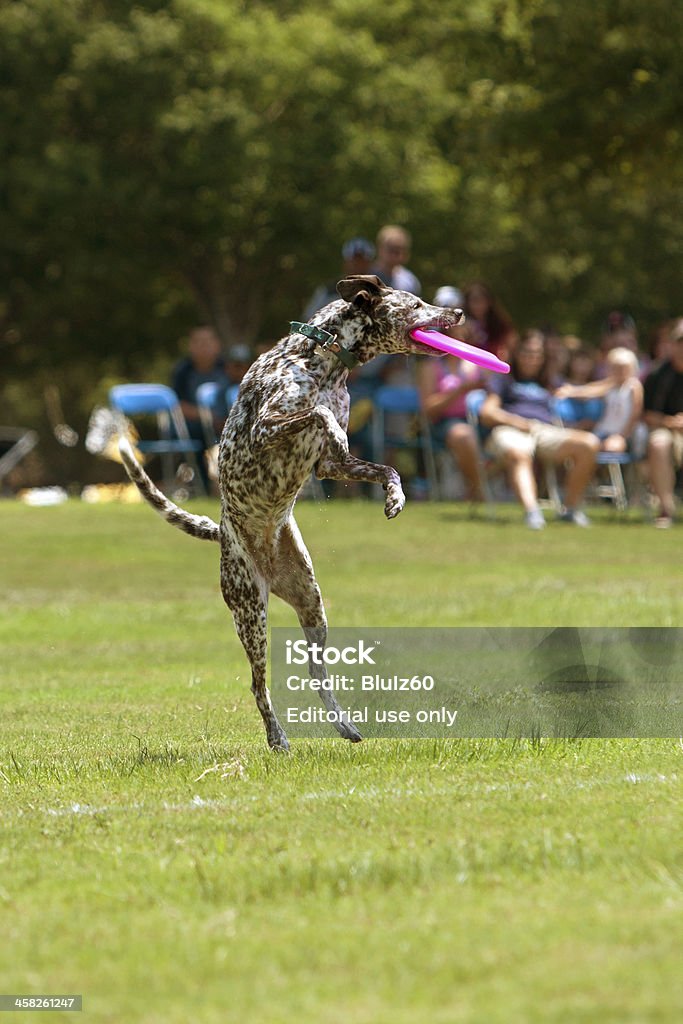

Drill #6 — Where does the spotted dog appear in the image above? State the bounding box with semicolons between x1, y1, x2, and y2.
119;275;462;750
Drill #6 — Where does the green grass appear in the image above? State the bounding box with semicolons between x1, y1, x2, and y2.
1;499;682;1023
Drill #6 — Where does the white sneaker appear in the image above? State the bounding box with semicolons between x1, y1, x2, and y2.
525;508;546;530
558;508;590;527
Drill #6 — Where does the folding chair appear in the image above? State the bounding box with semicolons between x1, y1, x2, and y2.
371;384;439;499
109;384;206;495
195;381;223;447
0;427;39;490
196;381;242;446
552;396;635;512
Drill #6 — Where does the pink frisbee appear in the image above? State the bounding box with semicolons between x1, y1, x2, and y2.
411;328;510;374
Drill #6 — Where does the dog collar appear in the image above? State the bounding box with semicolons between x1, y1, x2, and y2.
289;321;360;369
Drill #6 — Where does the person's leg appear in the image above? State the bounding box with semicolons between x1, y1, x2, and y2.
547;429;599;511
487;426;544;526
602;433;627;453
647;428;676;522
506;449;540;512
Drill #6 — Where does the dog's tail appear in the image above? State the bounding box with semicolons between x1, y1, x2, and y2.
118;437;220;543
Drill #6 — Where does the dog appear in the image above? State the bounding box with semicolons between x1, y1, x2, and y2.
119;275;462;750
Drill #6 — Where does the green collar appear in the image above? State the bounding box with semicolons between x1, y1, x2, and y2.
289;321;360;369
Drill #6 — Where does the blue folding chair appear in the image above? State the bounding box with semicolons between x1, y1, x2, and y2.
195;381;223;447
371;384;439;498
196;381;242;443
552;396;635;512
109;383;206;495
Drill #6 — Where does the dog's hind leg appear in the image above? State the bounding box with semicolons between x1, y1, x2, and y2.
219;526;289;751
271;517;362;743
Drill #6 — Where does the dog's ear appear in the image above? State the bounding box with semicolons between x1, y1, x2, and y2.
336;275;385;309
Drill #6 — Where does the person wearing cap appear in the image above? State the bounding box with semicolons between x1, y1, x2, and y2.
643;318;683;527
303;237;376;319
225;344;253;387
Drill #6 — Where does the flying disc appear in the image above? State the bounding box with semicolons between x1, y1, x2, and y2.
411;328;510;374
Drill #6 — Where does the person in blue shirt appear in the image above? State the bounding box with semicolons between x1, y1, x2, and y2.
480;330;599;529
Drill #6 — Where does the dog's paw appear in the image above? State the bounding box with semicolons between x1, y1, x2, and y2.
267;729;291;753
338;719;363;743
384;487;406;520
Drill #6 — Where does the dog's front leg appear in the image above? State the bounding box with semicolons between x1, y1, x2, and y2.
316;452;406;519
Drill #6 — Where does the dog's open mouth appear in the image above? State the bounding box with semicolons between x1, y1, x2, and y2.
408;318;462;355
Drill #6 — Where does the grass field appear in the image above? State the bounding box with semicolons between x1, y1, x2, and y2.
1;498;682;1023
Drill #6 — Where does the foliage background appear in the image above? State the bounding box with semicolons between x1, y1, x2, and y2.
2;0;682;462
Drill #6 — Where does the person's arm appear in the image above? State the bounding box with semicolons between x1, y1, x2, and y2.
480;391;532;432
416;361;479;421
555;377;613;399
644;408;683;430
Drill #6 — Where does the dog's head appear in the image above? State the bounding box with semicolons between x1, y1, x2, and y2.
333;275;465;363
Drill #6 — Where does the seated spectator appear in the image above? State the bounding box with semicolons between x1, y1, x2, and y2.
555;347;645;454
565;345;597;386
172;326;228;433
543;326;571;383
208;343;254;426
457;282;516;361
225;344;252;387
303;237;376;319
480;330;599;529
645;319;674;376
642;318;683;528
372;225;421;295
171;325;229;488
416;297;485;501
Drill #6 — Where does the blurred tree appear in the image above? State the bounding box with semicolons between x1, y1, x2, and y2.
433;0;683;332
0;0;456;388
2;0;683;428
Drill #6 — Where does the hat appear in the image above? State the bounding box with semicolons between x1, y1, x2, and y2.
604;310;636;333
226;344;252;363
342;237;376;261
433;286;464;309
